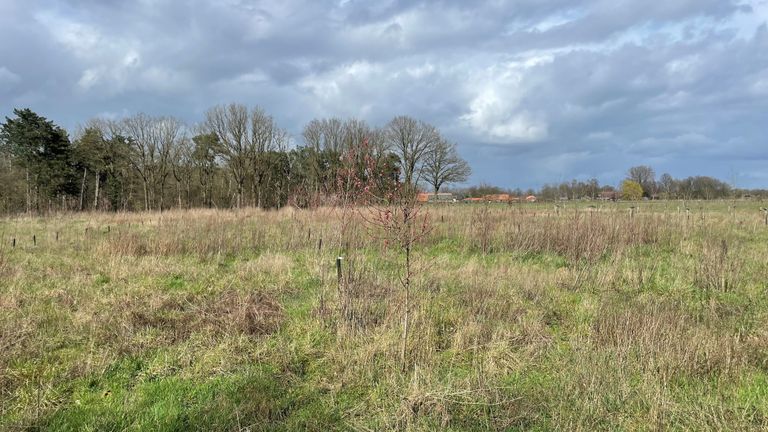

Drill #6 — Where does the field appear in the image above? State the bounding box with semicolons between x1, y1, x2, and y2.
1;201;768;431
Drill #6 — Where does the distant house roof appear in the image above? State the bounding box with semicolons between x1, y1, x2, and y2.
432;193;454;200
483;194;510;202
418;192;455;202
461;194;534;203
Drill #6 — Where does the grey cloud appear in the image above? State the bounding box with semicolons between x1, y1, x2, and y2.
1;0;767;188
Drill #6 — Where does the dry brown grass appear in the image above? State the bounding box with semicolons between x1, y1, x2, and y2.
424;205;667;264
592;298;745;380
694;238;743;293
104;290;285;350
1;202;767;430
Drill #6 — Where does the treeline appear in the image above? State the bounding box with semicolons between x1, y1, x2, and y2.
536;167;767;201
0;106;471;214
458;165;767;201
620;165;767;200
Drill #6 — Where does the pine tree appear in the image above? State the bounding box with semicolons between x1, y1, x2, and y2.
0;108;78;211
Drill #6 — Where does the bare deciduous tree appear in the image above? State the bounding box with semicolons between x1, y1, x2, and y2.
121;113;183;211
206;104;289;208
627;165;656;197
171;135;194;208
191;131;219;208
302;118;345;152
363;182;431;370
303;118;390;199
205;104;251;208
385;116;441;190
422;139;471;195
302;119;324;152
251;107;289;208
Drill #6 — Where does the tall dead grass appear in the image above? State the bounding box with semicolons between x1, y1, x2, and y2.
694;238;743;293
592;298;745;380
425;206;666;263
68;205;671;264
1;203;767;429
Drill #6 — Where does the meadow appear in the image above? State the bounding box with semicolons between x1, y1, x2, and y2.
1;200;767;431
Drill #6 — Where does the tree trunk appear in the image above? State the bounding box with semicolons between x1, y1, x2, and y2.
79;168;88;211
34;181;39;213
143;179;149;211
159;179;165;212
93;172;100;210
400;244;411;370
185;180;191;209
25;168;30;214
251;181;257;208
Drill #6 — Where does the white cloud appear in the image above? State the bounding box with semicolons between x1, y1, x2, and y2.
529;9;588;32
77;67;104;90
750;68;768;94
630;132;716;156
0;67;21;91
461;57;551;143
34;11;103;59
664;55;703;84
642;91;692;110
300;61;380;102
2;0;768;188
586;131;614;140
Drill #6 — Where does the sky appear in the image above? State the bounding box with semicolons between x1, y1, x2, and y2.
1;0;767;189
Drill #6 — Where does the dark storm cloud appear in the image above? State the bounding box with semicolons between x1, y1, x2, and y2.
1;0;766;188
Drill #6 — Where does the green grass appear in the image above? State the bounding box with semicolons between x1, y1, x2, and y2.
1;203;768;430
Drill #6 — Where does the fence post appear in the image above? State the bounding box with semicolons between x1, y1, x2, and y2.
336;256;344;314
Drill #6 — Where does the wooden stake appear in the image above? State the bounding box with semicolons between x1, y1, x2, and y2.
336;256;343;290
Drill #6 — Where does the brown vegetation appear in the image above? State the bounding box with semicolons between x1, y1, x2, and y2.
1;201;767;430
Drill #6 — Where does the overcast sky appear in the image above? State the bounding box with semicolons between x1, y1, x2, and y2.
1;0;767;189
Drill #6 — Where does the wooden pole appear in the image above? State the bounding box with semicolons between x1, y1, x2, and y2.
336;256;344;318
